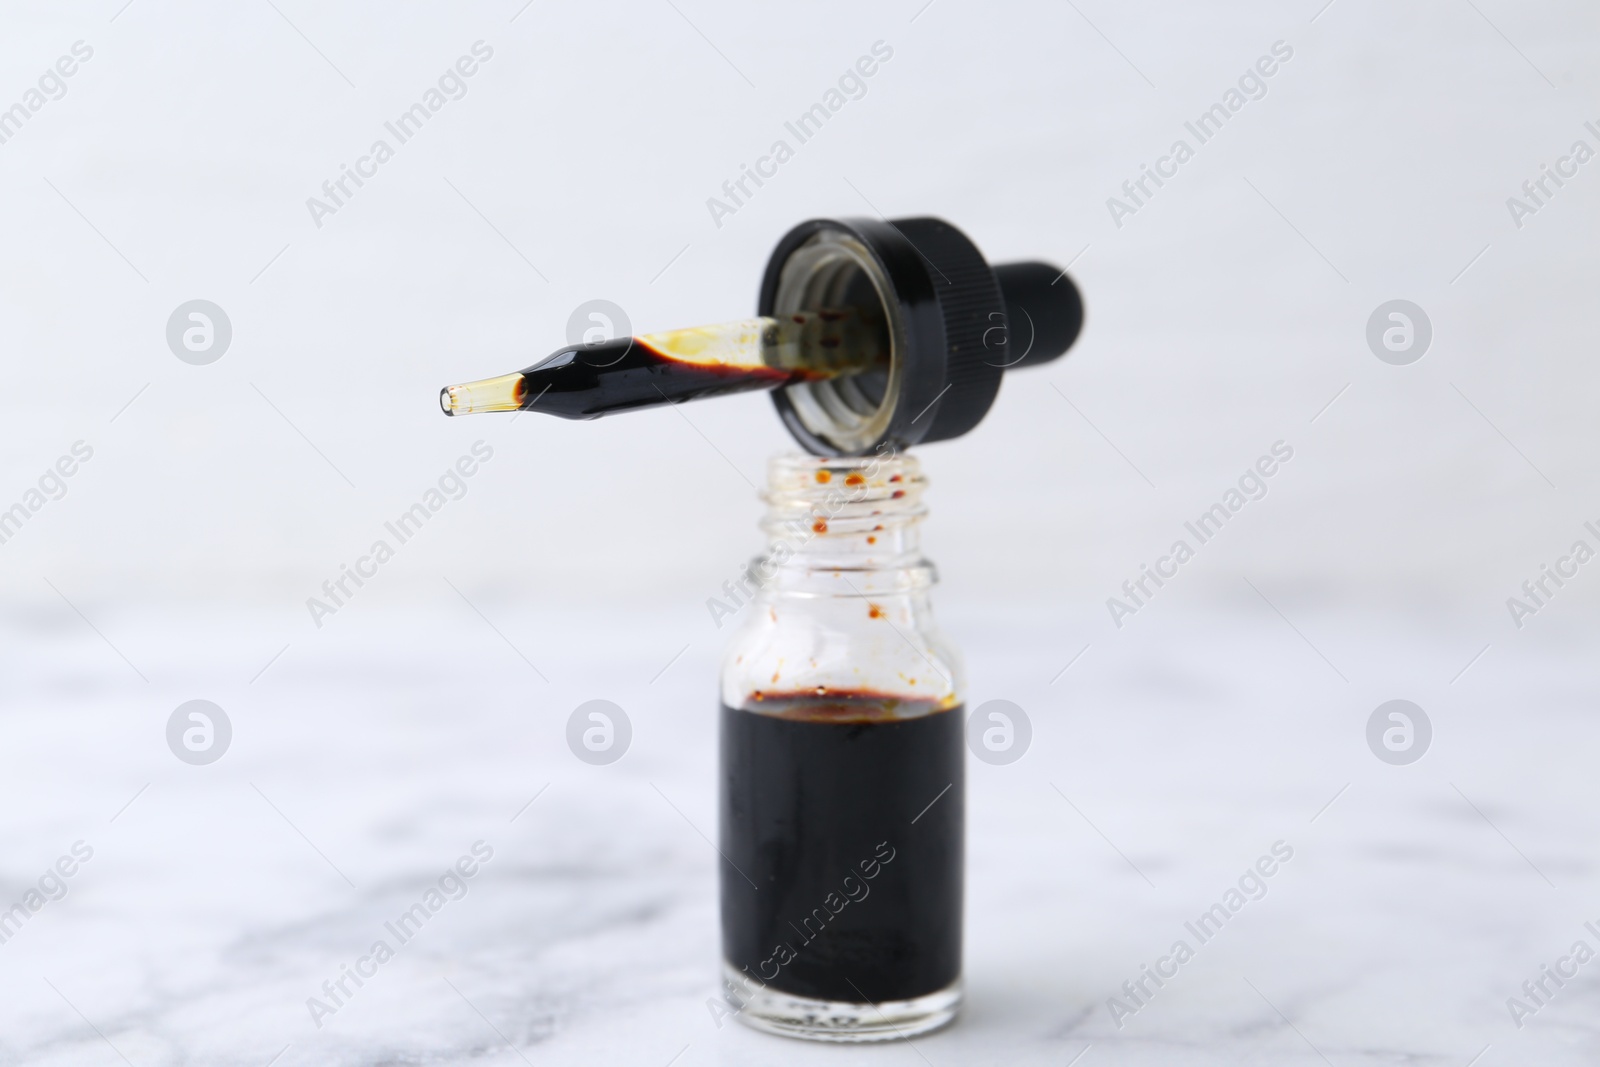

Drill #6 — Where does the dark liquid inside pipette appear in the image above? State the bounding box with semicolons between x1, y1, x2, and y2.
515;338;804;420
441;308;887;419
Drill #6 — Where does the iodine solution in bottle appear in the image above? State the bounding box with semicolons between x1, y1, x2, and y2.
716;453;964;1041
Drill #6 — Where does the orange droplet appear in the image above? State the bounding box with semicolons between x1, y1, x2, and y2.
812;519;828;534
866;535;876;544
845;472;866;487
815;470;832;484
890;474;903;483
891;490;905;499
771;670;780;683
868;604;884;619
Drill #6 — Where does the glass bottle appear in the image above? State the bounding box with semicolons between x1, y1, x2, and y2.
717;450;965;1042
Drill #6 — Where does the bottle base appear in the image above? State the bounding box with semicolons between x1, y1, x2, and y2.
722;963;961;1043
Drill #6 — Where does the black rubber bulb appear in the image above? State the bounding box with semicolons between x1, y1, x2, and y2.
993;261;1085;369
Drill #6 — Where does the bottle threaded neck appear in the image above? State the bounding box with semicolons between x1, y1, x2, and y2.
757;451;930;581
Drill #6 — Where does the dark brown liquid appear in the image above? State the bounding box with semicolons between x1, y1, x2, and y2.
719;694;964;1004
514;339;796;420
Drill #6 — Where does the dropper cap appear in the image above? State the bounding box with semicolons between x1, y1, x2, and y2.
436;215;1085;456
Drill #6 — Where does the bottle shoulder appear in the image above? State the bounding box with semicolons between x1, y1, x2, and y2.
719;594;964;711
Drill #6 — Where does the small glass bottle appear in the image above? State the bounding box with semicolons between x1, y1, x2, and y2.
718;450;965;1042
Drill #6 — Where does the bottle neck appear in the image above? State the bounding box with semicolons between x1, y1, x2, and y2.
754;451;934;597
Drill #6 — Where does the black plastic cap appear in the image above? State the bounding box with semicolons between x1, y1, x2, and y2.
993;261;1084;369
890;217;1008;444
762;216;1084;456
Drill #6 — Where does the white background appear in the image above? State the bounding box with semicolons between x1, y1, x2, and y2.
2;2;1598;1064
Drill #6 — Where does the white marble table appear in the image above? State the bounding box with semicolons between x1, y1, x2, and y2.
2;599;1594;1067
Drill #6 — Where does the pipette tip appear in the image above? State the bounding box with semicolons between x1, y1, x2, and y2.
439;373;525;417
